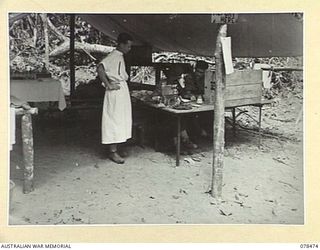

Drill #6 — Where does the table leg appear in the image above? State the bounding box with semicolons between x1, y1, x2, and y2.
154;112;159;152
21;113;34;193
176;115;181;166
232;107;236;137
258;105;262;146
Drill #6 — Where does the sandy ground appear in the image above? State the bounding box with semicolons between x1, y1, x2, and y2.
9;94;304;225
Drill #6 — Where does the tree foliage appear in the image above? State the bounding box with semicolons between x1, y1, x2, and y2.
9;13;114;74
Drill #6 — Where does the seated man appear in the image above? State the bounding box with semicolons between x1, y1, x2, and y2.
161;64;198;151
170;61;211;152
178;61;211;139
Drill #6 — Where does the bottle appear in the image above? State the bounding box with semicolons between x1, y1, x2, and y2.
196;95;203;104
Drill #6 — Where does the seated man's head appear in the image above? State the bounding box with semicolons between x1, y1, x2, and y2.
195;60;209;77
166;65;185;84
117;32;133;54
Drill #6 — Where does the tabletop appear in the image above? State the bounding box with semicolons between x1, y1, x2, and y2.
132;96;266;116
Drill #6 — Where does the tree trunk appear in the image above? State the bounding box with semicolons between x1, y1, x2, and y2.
27;15;38;47
34;15;38;47
46;16;114;58
49;41;114;57
41;14;49;70
211;24;227;199
47;16;68;42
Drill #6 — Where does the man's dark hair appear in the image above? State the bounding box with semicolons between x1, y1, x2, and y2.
196;60;209;70
254;58;261;63
117;32;133;44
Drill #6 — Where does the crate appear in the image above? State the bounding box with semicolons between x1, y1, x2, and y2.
203;69;263;107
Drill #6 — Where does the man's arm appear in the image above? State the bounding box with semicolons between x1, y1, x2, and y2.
97;64;120;90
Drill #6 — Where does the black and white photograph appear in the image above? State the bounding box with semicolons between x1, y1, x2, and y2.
8;13;304;225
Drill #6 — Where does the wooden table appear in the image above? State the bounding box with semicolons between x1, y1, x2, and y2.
10;78;66;193
133;98;273;166
10;78;66;111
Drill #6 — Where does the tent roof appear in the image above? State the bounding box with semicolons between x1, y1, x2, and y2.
8;13;303;57
80;13;303;57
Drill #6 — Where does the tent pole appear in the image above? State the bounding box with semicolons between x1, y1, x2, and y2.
211;24;227;199
69;14;75;103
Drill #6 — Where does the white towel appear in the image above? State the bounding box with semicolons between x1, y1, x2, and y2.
221;37;234;75
253;63;272;89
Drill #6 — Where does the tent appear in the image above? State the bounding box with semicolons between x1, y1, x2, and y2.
8;13;303;196
80;13;303;57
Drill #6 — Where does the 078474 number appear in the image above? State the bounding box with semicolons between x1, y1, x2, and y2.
300;244;319;248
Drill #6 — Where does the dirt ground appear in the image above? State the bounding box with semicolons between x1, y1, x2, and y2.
9;90;304;225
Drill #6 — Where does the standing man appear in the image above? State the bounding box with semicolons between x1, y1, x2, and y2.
97;33;133;164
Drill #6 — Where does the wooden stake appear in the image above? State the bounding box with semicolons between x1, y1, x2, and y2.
21;113;34;193
211;24;227;198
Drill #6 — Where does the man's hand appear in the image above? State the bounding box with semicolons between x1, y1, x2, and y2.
97;64;120;91
106;83;120;91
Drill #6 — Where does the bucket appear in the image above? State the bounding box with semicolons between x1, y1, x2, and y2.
9;180;15;212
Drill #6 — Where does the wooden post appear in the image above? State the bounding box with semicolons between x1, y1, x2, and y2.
211;24;227;198
69;14;76;100
21;113;34;193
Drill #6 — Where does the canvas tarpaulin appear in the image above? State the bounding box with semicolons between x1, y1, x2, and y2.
80;13;303;57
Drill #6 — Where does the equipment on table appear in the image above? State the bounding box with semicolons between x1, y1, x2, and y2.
160;83;179;107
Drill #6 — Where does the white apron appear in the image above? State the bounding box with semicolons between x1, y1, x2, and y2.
101;81;132;144
100;50;132;144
